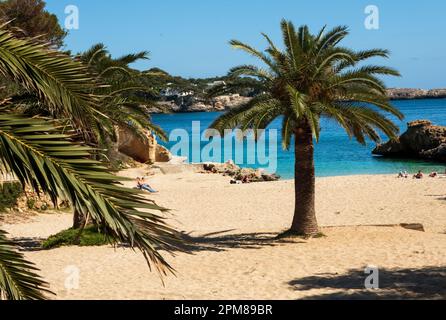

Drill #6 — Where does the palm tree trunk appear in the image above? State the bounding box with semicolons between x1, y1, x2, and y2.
73;209;86;229
290;124;319;236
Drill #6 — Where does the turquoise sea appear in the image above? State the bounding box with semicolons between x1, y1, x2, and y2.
152;99;446;179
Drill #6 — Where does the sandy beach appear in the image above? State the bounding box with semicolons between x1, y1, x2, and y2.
2;167;446;300
2;0;446;307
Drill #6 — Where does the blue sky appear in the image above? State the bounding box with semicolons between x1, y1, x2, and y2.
46;0;446;88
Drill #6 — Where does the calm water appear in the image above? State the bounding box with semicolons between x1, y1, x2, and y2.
152;99;446;179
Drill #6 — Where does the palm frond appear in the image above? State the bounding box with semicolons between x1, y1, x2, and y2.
316;25;349;52
0;229;53;300
116;51;150;65
318;102;400;143
281;115;294;150
0;114;182;276
229;39;278;73
239;100;283;134
208;94;275;134
280;19;301;69
0;27;103;127
77;43;107;67
76;43;166;146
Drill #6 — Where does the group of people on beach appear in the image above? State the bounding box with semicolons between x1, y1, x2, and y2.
398;169;446;179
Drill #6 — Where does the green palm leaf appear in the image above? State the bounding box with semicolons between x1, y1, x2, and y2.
0;229;53;300
77;43;167;147
0;114;182;278
0;26;102;127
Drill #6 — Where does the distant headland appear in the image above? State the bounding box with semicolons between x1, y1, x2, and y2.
147;87;446;114
386;88;446;100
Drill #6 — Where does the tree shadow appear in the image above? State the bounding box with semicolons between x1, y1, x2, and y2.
289;266;446;300
12;237;45;252
428;193;446;201
11;229;303;253
180;230;304;253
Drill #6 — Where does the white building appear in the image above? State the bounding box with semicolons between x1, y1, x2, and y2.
207;80;226;88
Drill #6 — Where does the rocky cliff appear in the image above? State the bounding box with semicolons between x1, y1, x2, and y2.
146;89;446;114
116;126;172;164
386;88;446;100
147;94;252;114
373;120;446;162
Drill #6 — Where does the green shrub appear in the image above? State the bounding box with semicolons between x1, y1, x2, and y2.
42;225;111;249
0;181;23;212
27;198;36;210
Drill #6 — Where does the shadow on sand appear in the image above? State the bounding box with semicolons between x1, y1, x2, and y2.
12;237;45;252
180;230;305;252
288;266;446;300
11;229;304;253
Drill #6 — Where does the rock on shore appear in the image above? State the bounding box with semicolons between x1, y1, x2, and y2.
373;120;446;162
116;125;172;164
199;161;280;182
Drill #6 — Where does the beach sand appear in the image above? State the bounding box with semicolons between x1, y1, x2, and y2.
2;168;446;300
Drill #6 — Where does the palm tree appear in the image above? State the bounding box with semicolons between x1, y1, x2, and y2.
1;33;169;228
77;43;167;144
71;44;169;228
209;20;403;236
0;27;182;299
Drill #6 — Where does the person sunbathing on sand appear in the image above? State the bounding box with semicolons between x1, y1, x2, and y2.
398;171;408;178
429;172;438;178
242;176;251;184
136;177;158;193
413;171;424;179
230;176;250;184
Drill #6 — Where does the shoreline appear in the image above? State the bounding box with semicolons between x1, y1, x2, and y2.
161;157;446;181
